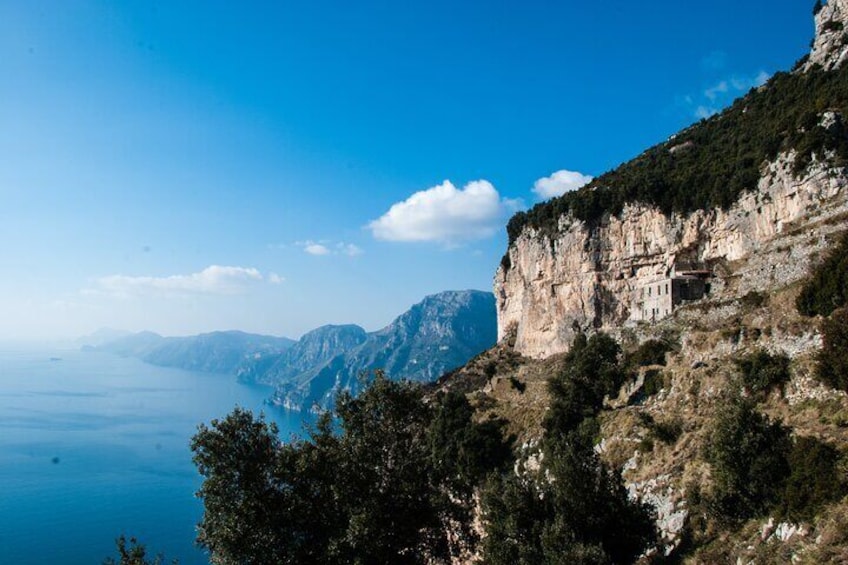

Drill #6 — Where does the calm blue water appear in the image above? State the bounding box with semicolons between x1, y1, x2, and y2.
0;347;307;565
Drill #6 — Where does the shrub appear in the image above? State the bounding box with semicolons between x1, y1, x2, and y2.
508;375;526;393
704;398;791;524
740;290;769;309
823;19;845;34
735;350;791;398
544;333;625;438
642;369;666;397
796;232;848;317
780;436;846;522
481;422;656;564
818;307;848;391
626;339;672;368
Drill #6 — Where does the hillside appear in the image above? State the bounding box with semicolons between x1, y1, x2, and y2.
182;4;848;564
89;290;497;412
90;330;295;375
261;289;498;411
448;0;848;561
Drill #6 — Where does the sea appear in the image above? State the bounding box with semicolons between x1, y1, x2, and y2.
0;345;308;565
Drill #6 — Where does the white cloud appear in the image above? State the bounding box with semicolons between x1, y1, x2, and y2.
268;273;285;284
704;81;728;101
695;71;771;118
368;180;522;244
296;240;364;257
93;265;273;297
696;105;718;119
532;170;593;200
338;243;364;257
304;243;331;256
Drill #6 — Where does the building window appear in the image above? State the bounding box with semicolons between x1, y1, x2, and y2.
666;283;669;294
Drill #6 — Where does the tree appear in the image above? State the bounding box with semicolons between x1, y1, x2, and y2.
103;536;176;565
482;421;656;564
817;306;848;391
704;397;791;523
191;373;512;564
191;408;288;564
482;333;657;564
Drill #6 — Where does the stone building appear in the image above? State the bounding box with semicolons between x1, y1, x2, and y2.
630;267;711;322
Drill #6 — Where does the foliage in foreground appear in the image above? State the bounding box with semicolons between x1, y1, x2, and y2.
103;536;177;565
191;374;511;564
481;333;657;564
702;396;847;525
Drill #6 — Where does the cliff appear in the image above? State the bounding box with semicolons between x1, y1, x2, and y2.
497;3;848;359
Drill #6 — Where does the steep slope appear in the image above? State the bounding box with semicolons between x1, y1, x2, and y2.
236;324;369;384
443;4;848;562
497;1;848;359
269;290;497;411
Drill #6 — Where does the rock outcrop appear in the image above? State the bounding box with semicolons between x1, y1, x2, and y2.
496;156;848;358
806;0;848;71
496;7;848;359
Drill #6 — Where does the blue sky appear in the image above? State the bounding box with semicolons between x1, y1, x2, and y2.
0;1;814;340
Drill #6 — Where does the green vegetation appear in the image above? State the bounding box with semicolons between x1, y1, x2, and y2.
639;412;683;445
625;339;672;368
735;350;791;398
544;333;628;436
780;436;847;522
817;306;848;391
703;397;848;525
704;398;792;524
103;537;176;565
641;369;666;397
797;232;848;317
507;66;848;244
481;333;657;564
191;373;511;564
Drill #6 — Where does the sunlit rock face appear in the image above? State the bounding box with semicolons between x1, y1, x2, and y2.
496;155;848;359
806;0;848;71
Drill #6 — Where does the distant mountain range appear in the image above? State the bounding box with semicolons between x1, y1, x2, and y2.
85;290;497;411
84;330;295;375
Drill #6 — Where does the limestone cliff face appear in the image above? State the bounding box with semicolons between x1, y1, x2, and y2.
496;156;848;359
806;0;848;71
496;6;848;359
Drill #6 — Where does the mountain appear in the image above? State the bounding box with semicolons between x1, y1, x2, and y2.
430;2;848;560
76;327;133;348
91;330;295;375
87;290;497;410
236;324;369;384
498;1;848;359
258;290;497;411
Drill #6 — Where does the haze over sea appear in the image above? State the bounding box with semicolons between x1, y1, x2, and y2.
0;346;306;565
